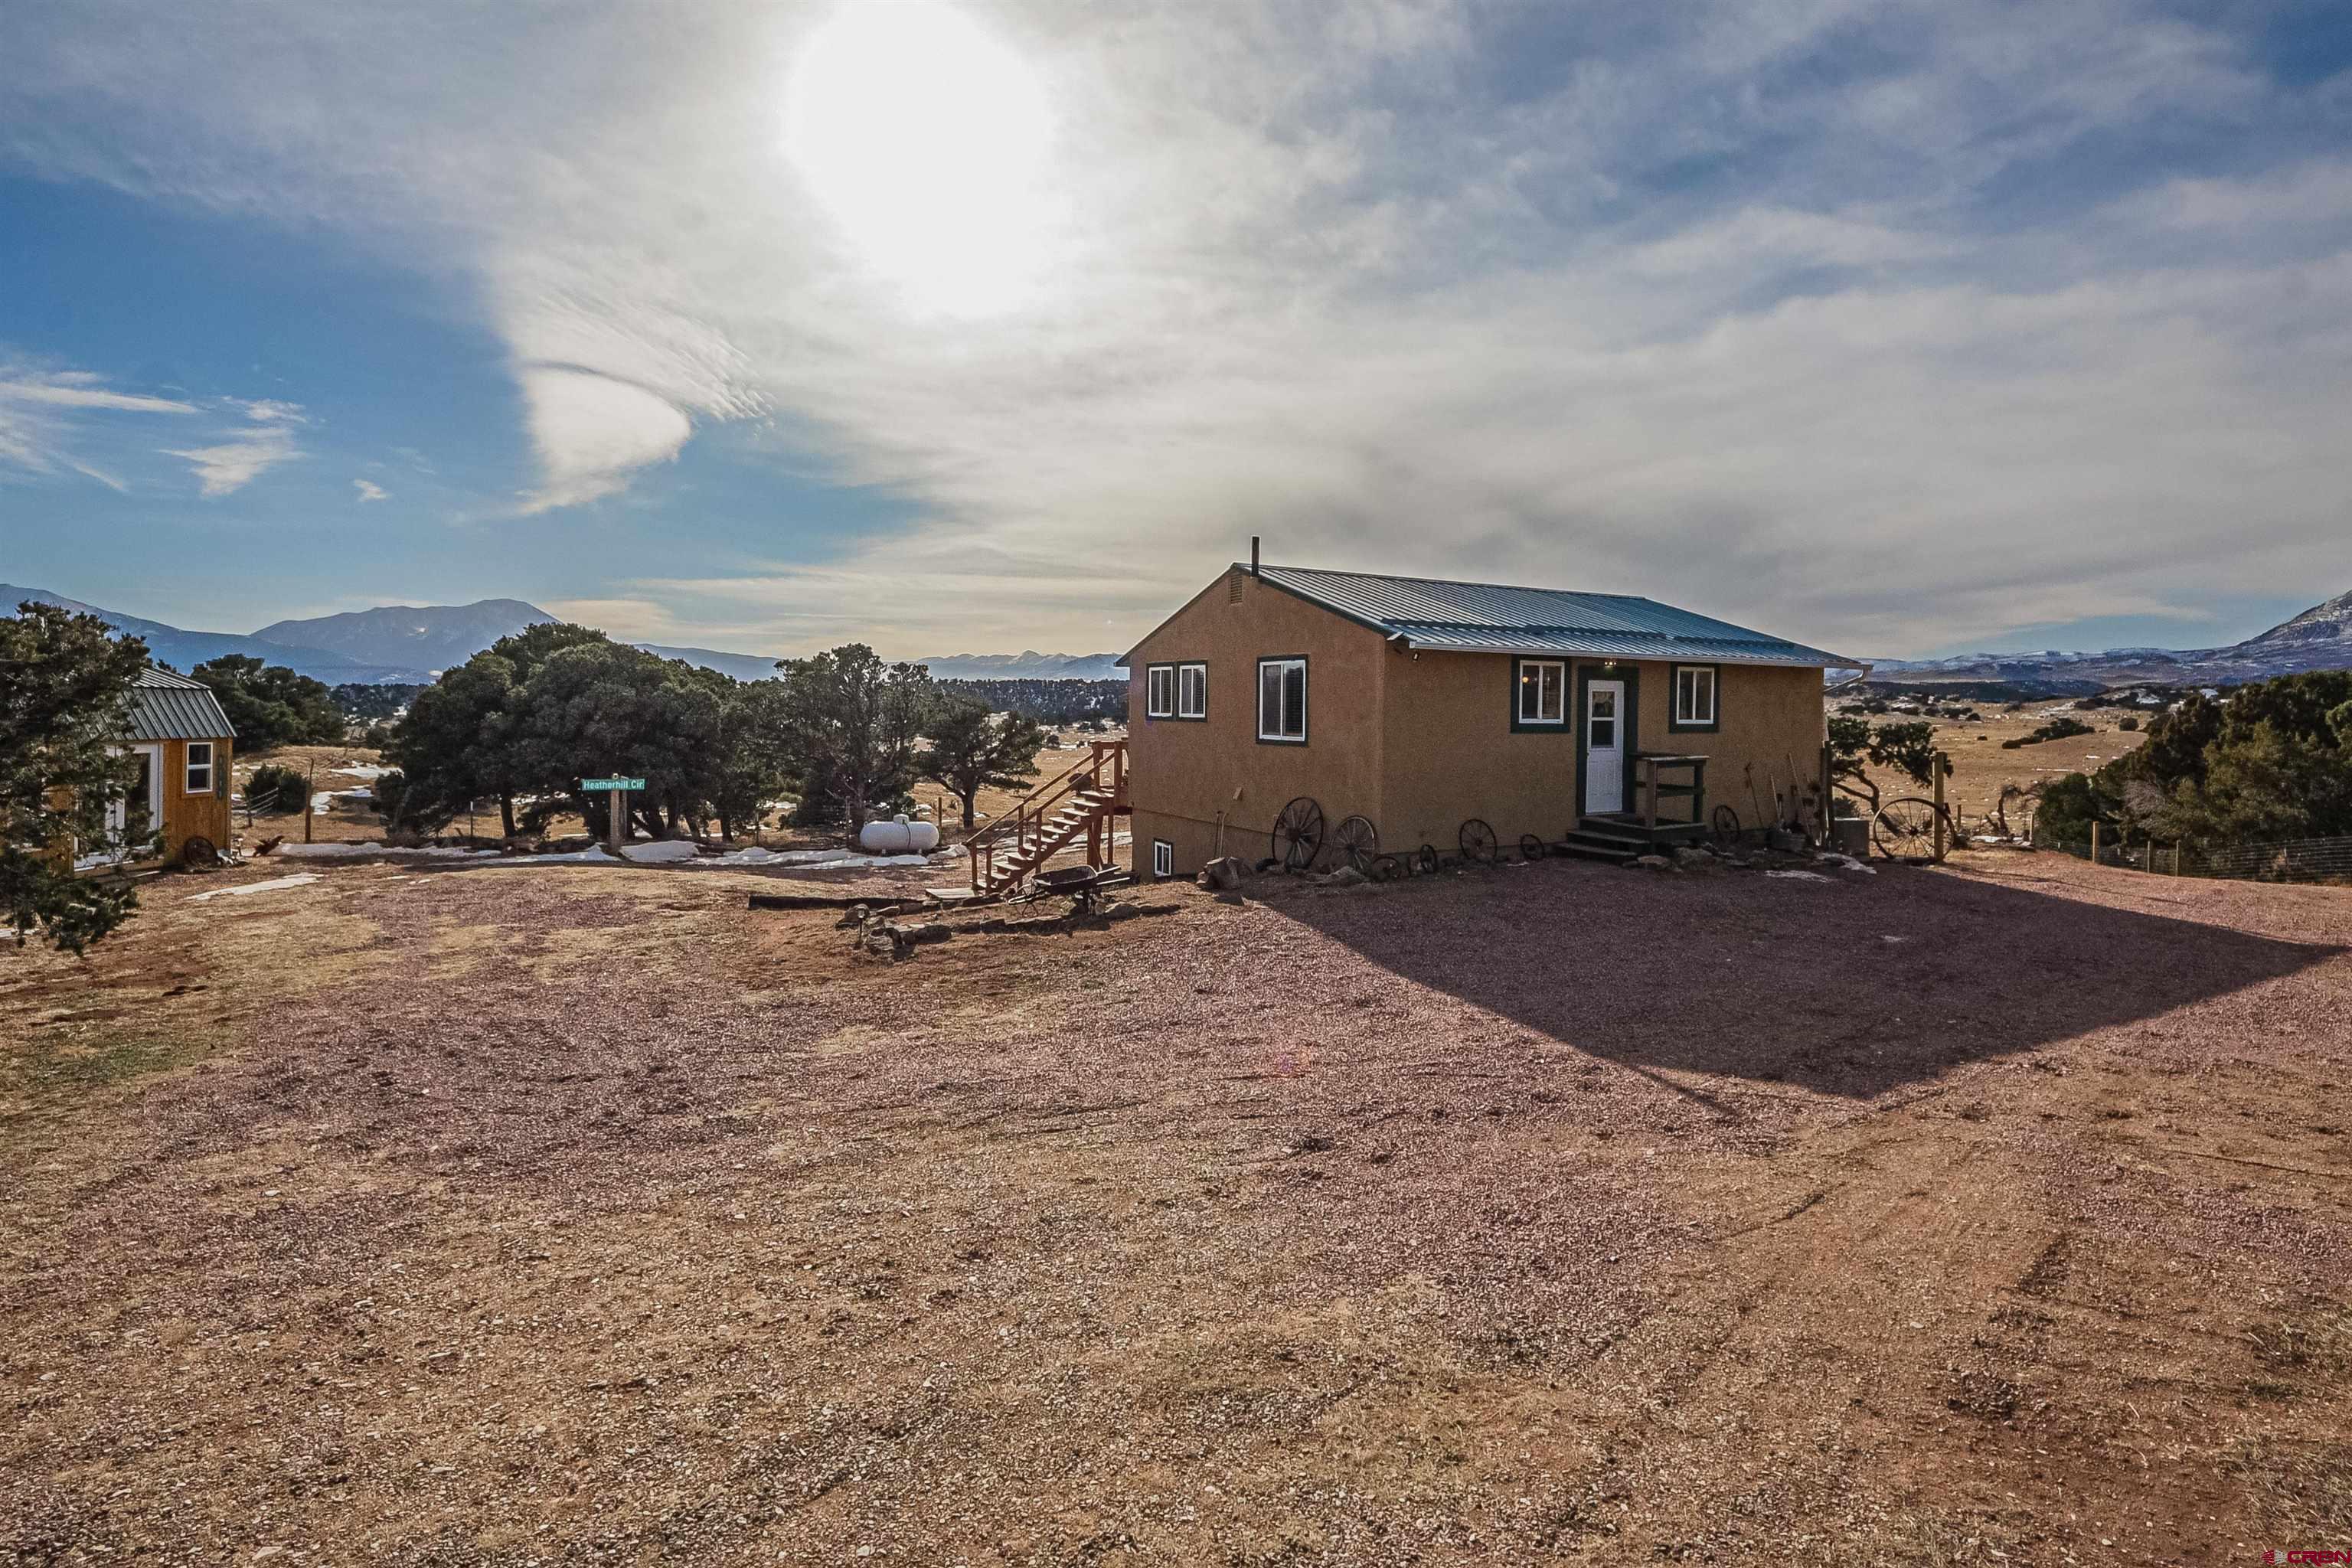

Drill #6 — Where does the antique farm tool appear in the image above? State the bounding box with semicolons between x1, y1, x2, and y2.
1272;796;1325;871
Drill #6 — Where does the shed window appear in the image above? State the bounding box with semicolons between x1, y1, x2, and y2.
1672;665;1719;730
185;741;215;795
1152;838;1174;877
1177;662;1207;719
1257;657;1307;743
1516;659;1566;725
1145;664;1175;718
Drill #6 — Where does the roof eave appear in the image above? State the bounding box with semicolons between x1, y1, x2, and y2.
1396;639;1850;668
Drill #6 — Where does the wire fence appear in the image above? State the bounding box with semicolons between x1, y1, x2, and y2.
2037;830;2352;884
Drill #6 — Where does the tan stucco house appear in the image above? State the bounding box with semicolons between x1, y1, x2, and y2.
1119;558;1848;877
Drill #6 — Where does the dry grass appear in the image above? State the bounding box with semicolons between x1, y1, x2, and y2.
1854;705;2151;822
2;848;2347;1563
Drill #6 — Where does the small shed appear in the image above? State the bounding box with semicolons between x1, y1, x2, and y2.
80;669;238;868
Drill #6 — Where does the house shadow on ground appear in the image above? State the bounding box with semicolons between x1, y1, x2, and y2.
1263;858;2344;1099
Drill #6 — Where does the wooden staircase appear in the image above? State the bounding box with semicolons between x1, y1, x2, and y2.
964;740;1129;898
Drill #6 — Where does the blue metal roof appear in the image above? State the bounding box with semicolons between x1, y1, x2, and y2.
127;668;237;742
1253;564;1846;667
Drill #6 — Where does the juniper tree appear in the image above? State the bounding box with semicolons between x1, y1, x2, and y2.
0;601;154;951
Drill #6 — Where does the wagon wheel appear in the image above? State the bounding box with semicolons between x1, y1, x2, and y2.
1710;803;1742;852
1458;818;1498;864
179;835;219;869
1369;853;1402;883
1272;796;1325;872
1416;843;1440;877
1332;813;1380;873
1519;833;1549;861
1871;797;1943;862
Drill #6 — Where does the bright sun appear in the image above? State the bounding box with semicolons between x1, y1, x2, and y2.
784;3;1056;315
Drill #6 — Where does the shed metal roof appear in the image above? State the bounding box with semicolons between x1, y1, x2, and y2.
1120;564;1847;668
126;668;237;742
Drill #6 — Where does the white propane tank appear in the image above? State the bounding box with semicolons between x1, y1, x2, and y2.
858;815;939;854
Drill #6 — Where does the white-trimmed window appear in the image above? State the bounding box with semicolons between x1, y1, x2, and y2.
1257;657;1307;743
1177;662;1207;719
1672;665;1719;730
185;740;215;795
1152;838;1174;877
1516;658;1566;726
1145;664;1176;718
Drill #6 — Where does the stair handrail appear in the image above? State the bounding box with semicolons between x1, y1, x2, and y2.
965;740;1127;893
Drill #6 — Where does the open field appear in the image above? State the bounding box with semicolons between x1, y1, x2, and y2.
4;849;2347;1563
1854;706;2151;826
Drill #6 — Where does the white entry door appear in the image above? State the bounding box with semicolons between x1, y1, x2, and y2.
1583;680;1625;815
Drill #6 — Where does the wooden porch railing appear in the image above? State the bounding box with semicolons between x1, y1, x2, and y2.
964;740;1129;895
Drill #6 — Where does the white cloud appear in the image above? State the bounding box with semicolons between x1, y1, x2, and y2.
231;397;308;424
161;394;309;495
2;2;2347;651
514;366;694;512
539;596;687;642
163;426;301;496
352;477;387;501
0;359;198;488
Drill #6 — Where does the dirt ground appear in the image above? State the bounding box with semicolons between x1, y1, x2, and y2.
3;848;2347;1564
1853;706;2151;827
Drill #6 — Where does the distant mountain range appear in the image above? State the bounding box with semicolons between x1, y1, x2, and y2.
1;583;1125;687
253;599;554;672
0;584;422;682
917;651;1124;681
1865;587;2352;691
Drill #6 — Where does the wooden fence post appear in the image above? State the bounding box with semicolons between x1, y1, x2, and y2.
2091;821;2101;864
1932;753;1948;863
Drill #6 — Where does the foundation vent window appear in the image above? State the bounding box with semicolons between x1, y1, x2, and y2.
1152;839;1174;877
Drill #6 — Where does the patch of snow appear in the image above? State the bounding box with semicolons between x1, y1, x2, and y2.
707;846;937;870
278;842;502;861
334;763;391;779
1817;853;1877;874
476;847;622;865
310;792;337;812
1764;870;1831;882
618;840;701;864
189;874;320;902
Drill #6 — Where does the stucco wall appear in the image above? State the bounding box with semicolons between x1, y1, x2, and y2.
1632;661;1824;835
1378;648;1582;851
1380;653;1827;848
1125;567;1389;877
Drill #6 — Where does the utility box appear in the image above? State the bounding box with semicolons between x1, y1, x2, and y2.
1830;815;1870;858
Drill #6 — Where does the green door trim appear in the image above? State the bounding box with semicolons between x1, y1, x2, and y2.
1574;662;1640;818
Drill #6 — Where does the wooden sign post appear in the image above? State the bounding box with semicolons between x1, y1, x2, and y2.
582;776;646;854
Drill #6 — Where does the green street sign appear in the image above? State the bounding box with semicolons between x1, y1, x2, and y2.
583;776;645;791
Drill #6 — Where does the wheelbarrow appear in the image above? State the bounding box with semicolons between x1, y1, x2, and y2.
1034;864;1125;913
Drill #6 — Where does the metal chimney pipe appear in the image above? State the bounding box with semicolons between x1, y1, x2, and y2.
1250;536;1260;575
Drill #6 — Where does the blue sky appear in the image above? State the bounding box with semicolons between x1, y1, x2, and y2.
3;0;2350;659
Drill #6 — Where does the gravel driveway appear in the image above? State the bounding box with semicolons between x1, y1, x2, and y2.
2;851;2346;1563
